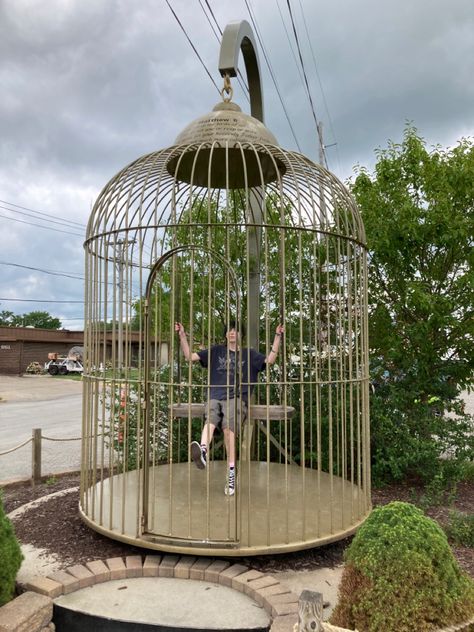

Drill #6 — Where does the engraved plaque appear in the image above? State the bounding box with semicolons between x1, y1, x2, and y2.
174;101;278;149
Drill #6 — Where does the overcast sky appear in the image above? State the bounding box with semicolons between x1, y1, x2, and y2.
0;0;472;330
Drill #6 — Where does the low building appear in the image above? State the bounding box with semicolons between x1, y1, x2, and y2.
0;327;83;375
0;327;168;375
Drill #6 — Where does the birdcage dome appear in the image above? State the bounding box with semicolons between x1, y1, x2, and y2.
173;100;279;148
166;100;285;189
86;142;365;256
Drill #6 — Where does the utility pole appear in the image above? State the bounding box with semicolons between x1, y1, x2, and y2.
317;121;327;168
115;239;135;370
317;121;337;169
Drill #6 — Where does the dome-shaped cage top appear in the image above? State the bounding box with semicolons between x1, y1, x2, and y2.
85;138;365;263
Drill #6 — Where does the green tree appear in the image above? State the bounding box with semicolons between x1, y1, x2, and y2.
351;127;474;484
20;311;62;329
0;309;61;329
0;310;16;326
132;191;322;346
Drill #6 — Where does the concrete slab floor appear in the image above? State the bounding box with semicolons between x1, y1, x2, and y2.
54;577;271;630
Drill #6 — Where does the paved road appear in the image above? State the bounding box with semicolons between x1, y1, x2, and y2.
0;395;82;445
0;375;83;483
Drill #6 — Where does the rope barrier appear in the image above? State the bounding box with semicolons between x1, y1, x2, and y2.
0;437;32;456
42;433;105;442
0;431;107;484
42;435;81;442
0;433;104;454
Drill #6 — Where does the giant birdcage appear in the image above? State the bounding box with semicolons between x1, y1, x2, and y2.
80;21;371;556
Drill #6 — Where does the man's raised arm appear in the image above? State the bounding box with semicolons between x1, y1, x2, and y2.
175;322;201;362
266;324;284;365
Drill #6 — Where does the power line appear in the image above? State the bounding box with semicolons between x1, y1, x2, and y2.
0;212;84;237
285;0;323;162
275;3;332;169
275;0;306;89
0;298;84;303
297;0;341;173
0;261;85;280
0;203;84;230
165;0;220;93
0;261;122;288
0;198;86;228
243;0;303;152
198;0;221;42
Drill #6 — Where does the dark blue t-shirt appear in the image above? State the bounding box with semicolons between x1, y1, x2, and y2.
197;345;266;402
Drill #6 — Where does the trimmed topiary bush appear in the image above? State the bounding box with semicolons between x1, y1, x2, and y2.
0;491;23;606
331;501;474;631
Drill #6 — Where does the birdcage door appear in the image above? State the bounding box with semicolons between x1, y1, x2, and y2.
142;245;243;547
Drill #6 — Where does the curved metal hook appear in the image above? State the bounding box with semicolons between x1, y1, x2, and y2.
218;20;264;124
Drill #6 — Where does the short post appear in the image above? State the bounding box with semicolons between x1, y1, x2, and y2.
298;590;323;632
32;428;42;485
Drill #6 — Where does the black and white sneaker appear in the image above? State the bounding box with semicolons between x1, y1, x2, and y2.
225;467;235;496
191;441;206;469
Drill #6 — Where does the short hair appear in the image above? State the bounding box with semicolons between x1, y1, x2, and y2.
223;320;245;339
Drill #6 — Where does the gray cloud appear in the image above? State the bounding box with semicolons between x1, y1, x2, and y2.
0;0;472;327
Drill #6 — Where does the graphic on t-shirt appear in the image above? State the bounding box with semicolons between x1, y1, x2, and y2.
198;345;265;402
216;354;235;374
215;353;249;379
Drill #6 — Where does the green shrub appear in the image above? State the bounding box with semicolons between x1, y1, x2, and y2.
369;380;474;487
331;501;474;631
445;510;474;548
105;367;210;472
0;492;23;606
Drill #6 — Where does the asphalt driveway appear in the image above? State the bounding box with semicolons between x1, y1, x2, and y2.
0;375;82;483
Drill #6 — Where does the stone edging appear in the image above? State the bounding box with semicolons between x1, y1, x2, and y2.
8;554;474;632
23;554;300;631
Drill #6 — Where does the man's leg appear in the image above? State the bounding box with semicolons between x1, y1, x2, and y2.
222;398;244;463
223;427;235;495
191;400;220;469
223;398;246;495
223;427;235;464
200;421;217;450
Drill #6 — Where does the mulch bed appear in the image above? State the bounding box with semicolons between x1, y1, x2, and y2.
2;473;473;576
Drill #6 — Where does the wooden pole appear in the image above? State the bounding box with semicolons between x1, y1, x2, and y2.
32;428;42;486
298;590;323;632
297;591;359;632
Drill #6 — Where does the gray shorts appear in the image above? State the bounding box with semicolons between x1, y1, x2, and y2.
204;398;247;433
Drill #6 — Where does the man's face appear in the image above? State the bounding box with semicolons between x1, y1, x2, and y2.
226;328;239;345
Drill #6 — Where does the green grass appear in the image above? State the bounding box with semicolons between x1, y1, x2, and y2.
51;373;83;381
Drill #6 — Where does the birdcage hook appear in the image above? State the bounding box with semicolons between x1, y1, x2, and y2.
219;20;264;123
220;72;234;102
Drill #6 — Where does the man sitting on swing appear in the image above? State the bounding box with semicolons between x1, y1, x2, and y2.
175;319;284;495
